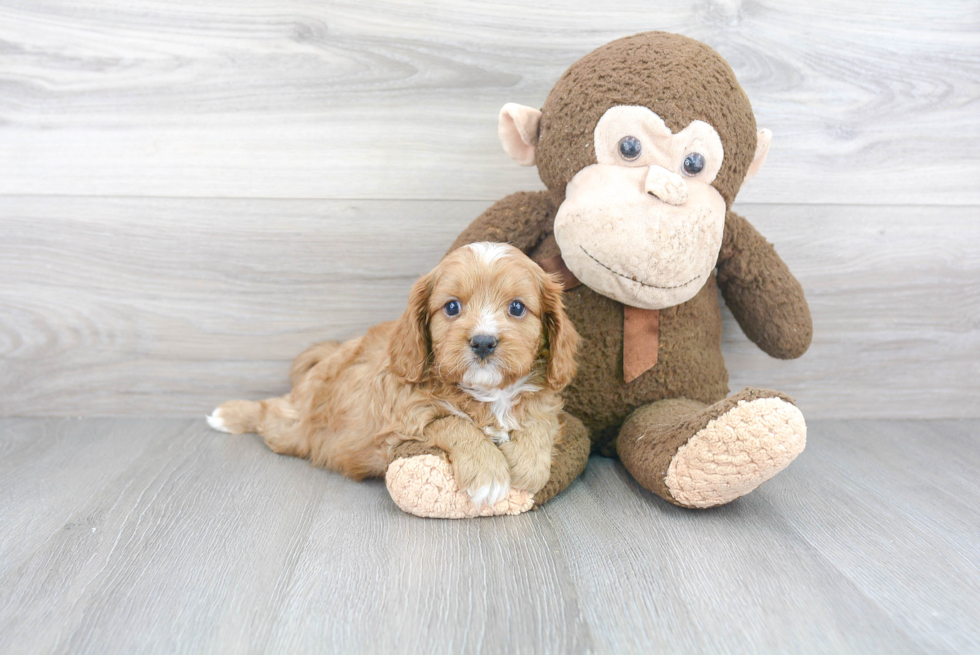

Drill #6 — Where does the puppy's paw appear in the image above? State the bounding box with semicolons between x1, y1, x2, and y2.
386;454;532;519
453;447;512;508
467;479;510;507
509;460;551;495
500;441;552;494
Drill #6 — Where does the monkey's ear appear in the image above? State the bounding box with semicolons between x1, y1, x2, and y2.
498;103;542;166
743;128;772;184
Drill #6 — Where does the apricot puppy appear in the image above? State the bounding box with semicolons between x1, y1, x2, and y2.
208;243;578;508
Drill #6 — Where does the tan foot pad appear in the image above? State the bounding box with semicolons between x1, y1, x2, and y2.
385;454;534;519
666;397;806;508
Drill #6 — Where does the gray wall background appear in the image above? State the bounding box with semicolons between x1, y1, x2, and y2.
1;0;977;418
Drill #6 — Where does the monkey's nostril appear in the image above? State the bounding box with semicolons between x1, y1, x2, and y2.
469;335;498;360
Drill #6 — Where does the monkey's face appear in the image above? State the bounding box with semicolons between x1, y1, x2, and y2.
496;34;772;310
552;106;727;310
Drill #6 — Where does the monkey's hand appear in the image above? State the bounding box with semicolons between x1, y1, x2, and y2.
716;210;813;359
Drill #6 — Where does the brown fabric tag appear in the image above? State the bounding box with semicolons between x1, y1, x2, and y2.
535;253;660;383
537;254;582;290
623;305;660;383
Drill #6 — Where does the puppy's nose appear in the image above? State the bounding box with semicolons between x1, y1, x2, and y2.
470;335;498;360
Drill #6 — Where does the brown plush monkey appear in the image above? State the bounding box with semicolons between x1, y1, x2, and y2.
385;31;812;516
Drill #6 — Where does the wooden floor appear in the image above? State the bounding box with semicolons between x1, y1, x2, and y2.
0;418;977;654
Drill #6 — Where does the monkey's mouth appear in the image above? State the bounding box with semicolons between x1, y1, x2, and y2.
580;246;702;290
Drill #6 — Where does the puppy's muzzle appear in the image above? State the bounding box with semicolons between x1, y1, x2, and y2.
469;335;498;360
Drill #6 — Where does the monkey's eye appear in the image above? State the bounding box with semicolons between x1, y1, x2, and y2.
618;136;642;161
444;300;461;317
683;152;705;176
508;300;527;318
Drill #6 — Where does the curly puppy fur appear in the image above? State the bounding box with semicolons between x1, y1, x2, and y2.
209;243;578;507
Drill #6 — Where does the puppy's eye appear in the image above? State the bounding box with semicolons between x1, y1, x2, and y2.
508;300;526;318
618;136;642;162
444;300;461;317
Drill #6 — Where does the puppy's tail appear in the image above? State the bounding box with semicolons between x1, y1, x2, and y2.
208;398;308;458
290;340;343;388
207;400;262;435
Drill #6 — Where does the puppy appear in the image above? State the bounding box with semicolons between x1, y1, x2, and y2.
208;242;578;506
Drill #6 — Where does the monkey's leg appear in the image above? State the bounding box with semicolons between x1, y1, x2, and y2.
384;412;590;518
384;442;532;519
531;412;591;508
616;388;806;508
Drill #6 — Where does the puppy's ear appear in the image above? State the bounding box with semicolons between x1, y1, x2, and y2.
388;273;433;383
539;271;579;390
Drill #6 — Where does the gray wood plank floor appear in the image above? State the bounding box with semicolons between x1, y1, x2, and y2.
0;418;976;654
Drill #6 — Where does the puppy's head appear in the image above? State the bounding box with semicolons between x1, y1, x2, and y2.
388;242;578;390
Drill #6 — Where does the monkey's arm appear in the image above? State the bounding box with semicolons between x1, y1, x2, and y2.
449;190;557;254
715;211;812;359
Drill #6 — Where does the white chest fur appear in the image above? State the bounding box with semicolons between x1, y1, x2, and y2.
459;375;541;444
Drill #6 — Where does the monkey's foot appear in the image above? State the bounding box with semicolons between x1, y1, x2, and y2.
617;388;806;508
386;454;533;519
666;395;806;508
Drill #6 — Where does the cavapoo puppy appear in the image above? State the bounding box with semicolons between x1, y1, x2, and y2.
208;242;578;507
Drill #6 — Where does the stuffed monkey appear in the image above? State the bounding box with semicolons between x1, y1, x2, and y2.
385;31;812;516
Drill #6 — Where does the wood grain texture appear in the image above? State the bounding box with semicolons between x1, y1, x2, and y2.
769;420;980;654
1;418;978;653
1;196;977;419
0;0;977;203
0;418;184;580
